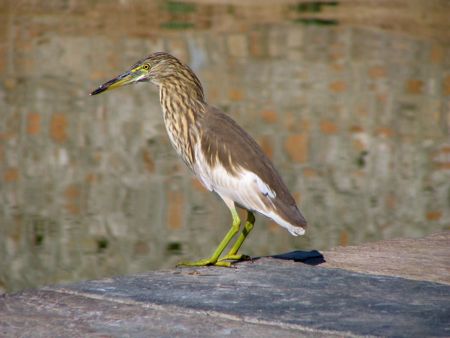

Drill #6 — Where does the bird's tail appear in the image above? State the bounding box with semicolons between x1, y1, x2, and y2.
271;199;307;236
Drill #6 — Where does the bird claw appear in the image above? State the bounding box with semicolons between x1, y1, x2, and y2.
176;258;232;268
218;254;251;262
176;254;251;267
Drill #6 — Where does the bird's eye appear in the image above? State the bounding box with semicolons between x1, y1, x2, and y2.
143;64;150;70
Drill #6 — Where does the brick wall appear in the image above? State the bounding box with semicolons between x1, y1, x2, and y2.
0;1;449;291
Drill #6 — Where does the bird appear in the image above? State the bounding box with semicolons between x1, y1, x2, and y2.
91;52;307;267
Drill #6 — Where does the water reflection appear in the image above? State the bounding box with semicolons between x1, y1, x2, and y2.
0;0;449;292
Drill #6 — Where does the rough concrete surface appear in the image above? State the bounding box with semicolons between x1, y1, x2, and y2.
0;290;322;338
1;232;449;337
322;231;450;285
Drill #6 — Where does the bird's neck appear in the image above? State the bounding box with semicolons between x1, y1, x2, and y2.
158;65;206;103
158;80;206;168
159;80;206;123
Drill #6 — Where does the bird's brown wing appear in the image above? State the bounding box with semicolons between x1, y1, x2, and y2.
199;105;307;228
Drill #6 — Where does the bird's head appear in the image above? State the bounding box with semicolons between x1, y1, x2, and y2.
90;52;189;95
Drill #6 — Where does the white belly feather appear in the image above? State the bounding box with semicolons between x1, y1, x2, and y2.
194;144;305;236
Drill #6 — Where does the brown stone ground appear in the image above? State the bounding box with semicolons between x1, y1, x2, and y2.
322;231;450;285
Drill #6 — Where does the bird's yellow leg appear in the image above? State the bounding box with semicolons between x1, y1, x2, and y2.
218;211;255;262
177;208;241;267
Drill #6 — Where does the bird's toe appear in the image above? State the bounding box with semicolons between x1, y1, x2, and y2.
218;253;251;262
176;257;233;267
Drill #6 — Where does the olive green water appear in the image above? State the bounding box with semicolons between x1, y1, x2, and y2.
1;0;449;292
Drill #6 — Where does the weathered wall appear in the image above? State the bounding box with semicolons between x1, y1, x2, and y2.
0;0;449;291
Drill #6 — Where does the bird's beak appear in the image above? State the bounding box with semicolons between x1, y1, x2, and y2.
90;68;146;95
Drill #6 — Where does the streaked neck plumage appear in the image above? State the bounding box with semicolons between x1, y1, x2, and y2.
157;67;206;169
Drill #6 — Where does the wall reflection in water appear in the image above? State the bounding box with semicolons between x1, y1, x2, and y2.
0;0;449;292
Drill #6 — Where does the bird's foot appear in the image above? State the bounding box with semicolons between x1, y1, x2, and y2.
218;254;251;262
176;258;232;268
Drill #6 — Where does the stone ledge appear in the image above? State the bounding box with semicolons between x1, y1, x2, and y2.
322;231;450;285
1;231;449;337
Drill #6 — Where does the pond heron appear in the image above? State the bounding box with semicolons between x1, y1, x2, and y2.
91;52;307;267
